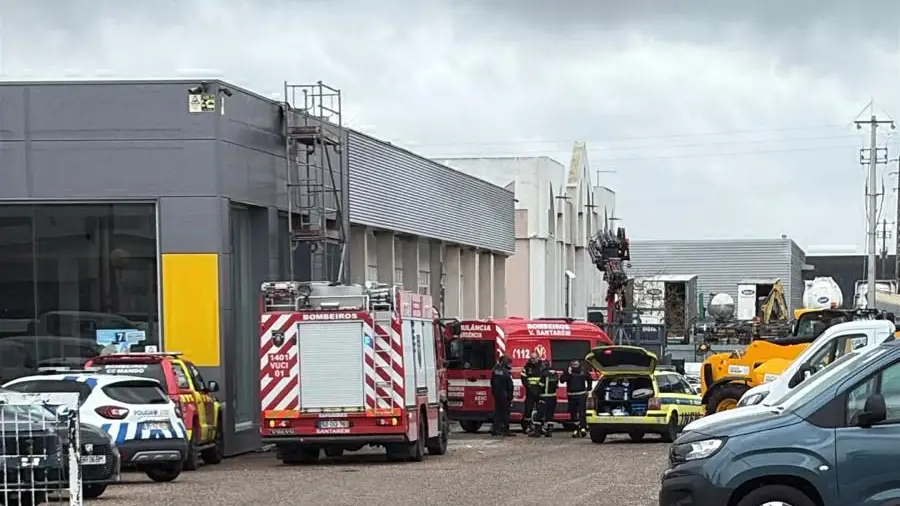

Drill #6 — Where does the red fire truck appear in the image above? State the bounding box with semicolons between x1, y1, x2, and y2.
446;317;612;433
258;281;455;463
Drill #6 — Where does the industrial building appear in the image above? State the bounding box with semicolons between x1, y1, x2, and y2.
628;238;809;315
435;142;617;319
0;79;515;455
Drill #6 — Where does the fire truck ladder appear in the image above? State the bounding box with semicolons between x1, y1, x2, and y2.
373;338;398;411
282;81;348;283
369;285;398;412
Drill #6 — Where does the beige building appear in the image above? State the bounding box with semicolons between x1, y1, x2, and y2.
434;142;617;319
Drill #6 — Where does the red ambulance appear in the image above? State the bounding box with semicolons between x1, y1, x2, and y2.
446;317;611;432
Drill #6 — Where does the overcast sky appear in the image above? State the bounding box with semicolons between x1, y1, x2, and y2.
2;0;899;251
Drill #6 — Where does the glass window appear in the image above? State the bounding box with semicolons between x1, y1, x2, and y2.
808;334;867;374
548;340;592;371
6;379;93;405
231;205;257;427
0;203;159;382
95;362;167;387
845;361;900;425
656;375;674;394
185;362;207;391
171;363;191;390
102;381;169;404
447;340;495;370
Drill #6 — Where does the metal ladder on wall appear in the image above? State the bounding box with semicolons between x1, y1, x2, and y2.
282;81;348;282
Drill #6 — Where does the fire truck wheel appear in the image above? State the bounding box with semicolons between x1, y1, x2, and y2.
410;418;426;462
278;446;320;465
324;447;344;458
426;412;449;456
459;421;483;433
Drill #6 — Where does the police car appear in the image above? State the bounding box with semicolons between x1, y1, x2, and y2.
4;369;189;482
584;346;704;443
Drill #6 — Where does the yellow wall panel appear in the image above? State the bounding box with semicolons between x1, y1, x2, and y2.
162;253;221;367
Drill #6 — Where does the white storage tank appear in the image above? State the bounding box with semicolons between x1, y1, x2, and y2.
803;277;843;309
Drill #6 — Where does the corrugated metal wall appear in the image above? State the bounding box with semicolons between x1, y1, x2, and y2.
628;239;803;312
347;131;515;254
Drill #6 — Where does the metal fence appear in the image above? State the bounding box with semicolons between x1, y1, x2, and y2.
0;392;81;506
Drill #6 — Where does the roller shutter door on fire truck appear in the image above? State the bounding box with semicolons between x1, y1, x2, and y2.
299;321;366;409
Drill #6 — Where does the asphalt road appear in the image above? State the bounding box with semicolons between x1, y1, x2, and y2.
96;427;669;506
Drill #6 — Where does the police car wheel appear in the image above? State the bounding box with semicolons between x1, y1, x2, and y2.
736;484;815;506
84;483;108;499
628;431;645;442
589;428;606;444
145;463;181;482
183;423;201;471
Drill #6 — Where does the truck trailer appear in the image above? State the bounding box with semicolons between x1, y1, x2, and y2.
629;275;698;344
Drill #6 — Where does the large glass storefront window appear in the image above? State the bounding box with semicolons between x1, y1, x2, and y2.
0;203;159;383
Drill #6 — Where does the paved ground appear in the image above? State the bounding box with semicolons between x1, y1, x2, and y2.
95;428;669;506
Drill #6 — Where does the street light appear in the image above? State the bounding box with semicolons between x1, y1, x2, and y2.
564;270;576;317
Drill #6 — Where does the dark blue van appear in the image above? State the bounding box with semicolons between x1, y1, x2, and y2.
659;341;900;506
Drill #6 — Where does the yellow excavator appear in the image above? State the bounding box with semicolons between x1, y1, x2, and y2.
697;280;874;414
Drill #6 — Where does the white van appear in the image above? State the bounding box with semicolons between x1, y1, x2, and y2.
736;319;896;407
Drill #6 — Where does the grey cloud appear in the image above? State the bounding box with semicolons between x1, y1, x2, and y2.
0;0;897;248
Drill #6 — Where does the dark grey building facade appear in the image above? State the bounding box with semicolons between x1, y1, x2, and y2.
628;238;808;312
0;80;515;456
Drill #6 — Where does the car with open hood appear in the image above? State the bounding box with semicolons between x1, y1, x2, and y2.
584;345;703;443
660;342;900;506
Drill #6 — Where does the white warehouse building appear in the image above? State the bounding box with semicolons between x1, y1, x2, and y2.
434;142;617;319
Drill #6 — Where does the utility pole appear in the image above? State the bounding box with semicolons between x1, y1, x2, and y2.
895;157;900;292
857;114;895;308
878;218;894;278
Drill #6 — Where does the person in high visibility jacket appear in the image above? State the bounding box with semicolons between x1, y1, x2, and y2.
520;352;542;432
530;360;559;437
560;359;592;438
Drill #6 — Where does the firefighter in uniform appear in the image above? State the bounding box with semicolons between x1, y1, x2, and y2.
560;359;592;438
520;352;542;433
531;360;559;437
490;356;515;436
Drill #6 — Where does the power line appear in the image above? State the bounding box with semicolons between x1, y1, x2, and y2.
427;142;881;163
404;123;858;149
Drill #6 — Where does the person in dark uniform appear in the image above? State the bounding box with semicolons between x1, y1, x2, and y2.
490;355;515;436
560;359;592;438
520;352;542;433
531;360;559;437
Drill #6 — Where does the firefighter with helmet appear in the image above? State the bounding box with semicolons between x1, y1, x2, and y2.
520;351;542;433
530;360;559;437
560;358;592;438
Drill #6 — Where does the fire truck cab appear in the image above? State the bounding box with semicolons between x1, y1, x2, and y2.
446;317;612;433
259;281;453;463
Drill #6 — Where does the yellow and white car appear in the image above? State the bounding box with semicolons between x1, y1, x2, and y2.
584;345;704;443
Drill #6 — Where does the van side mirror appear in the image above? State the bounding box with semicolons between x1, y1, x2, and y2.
208;381;220;393
789;364;814;388
857;394;887;428
446;321;461;337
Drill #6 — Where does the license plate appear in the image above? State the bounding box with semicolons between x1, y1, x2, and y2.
317;420;349;429
144;422;169;431
81;455;107;465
